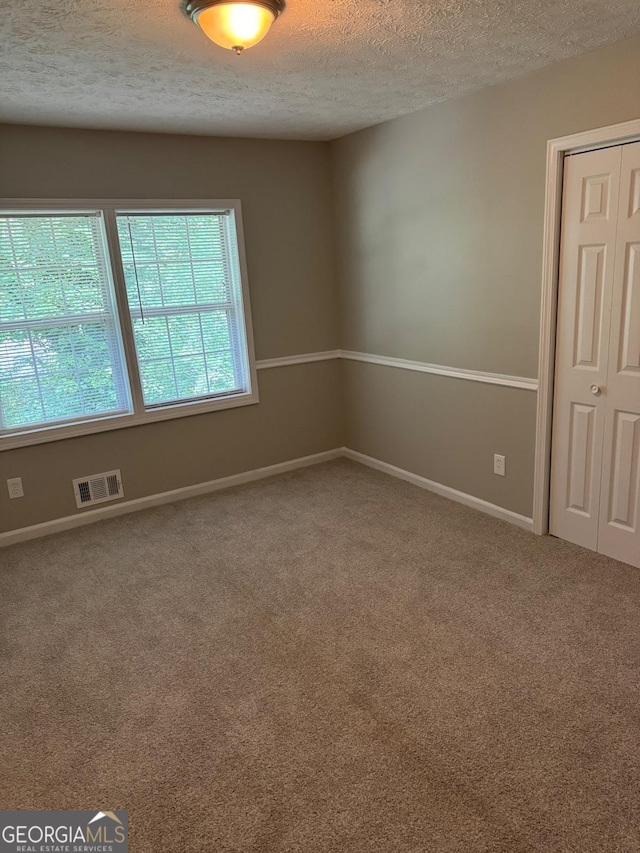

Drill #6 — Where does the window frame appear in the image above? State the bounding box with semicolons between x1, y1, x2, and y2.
0;199;259;452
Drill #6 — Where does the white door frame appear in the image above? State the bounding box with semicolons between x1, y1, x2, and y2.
533;118;640;535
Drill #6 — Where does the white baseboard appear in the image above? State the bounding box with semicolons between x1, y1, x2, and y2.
0;445;533;548
342;448;534;531
0;449;343;548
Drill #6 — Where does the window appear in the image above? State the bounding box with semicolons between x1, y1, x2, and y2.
0;201;257;449
116;212;249;408
0;213;130;431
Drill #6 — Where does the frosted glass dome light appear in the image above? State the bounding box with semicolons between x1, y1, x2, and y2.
187;0;285;55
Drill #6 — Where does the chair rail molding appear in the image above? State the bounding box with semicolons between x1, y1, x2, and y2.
340;350;537;391
256;350;340;369
257;349;538;391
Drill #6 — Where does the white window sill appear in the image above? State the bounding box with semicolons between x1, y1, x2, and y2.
0;388;260;452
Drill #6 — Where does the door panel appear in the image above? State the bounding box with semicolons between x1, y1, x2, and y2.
629;168;640;217
607;411;639;529
574;244;607;368
582;173;612;221
617;242;640;374
550;146;622;551
566;403;597;514
598;141;640;568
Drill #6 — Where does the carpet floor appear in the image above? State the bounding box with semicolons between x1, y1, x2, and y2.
1;459;639;852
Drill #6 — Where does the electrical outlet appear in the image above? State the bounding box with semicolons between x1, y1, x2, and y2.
7;477;24;499
493;454;506;477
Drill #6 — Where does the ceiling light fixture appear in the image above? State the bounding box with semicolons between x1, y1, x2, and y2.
186;0;285;55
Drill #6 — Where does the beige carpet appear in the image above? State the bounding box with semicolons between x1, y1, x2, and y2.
1;459;639;852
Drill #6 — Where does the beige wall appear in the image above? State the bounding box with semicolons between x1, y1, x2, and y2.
1;363;343;533
344;362;537;519
3;34;640;534
332;34;640;517
0;125;343;532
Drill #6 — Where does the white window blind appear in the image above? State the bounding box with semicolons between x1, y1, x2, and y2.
116;211;250;408
0;213;131;434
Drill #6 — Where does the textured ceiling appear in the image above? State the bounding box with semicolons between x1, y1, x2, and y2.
1;0;639;141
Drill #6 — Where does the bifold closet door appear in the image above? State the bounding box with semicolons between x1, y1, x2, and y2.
597;141;640;569
549;145;622;552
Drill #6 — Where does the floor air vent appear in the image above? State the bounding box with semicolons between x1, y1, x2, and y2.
73;470;124;509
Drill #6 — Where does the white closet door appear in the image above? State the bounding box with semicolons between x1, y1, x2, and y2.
597;141;640;569
550;145;622;551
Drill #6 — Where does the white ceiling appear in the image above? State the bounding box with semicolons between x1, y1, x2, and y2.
1;0;639;141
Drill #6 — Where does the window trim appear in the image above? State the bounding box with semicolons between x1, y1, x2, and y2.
0;199;259;452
